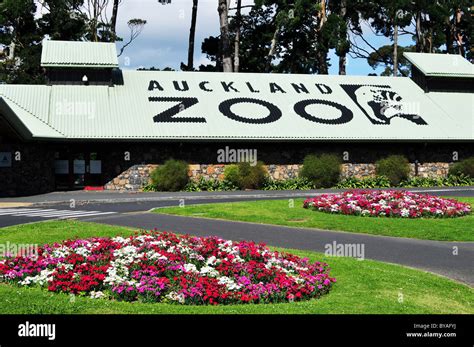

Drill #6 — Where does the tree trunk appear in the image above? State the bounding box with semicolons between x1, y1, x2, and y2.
265;25;279;73
455;9;465;56
317;0;328;74
111;0;120;42
393;23;398;76
339;0;347;75
187;0;199;70
91;0;98;42
218;0;233;72
415;11;424;52
445;15;453;54
233;0;241;72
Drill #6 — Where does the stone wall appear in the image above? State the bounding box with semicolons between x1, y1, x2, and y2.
103;162;455;191
104;164;158;190
1;140;471;196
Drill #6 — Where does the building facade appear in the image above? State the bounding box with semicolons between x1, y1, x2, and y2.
0;41;473;196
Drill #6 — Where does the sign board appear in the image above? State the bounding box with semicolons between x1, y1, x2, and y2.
3;70;472;141
0;152;11;168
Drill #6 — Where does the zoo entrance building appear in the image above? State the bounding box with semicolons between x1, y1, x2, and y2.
0;40;473;196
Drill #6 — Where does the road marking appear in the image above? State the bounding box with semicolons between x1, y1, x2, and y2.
0;208;116;219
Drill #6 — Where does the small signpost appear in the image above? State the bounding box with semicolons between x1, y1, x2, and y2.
0;152;12;168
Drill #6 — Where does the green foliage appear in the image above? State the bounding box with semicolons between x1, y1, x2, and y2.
400;174;474;188
150;160;189;192
449;157;474;178
368;44;413;76
300;154;341;188
0;0;43;84
336;176;392;189
263;177;315;191
223;164;240;187
184;177;238;192
235;161;268;190
376;155;410;186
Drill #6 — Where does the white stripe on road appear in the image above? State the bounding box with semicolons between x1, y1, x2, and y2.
0;208;116;219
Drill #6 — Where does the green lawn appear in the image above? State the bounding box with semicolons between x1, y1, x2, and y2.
154;197;474;241
0;220;472;314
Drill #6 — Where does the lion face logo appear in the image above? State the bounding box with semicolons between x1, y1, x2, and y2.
341;84;427;125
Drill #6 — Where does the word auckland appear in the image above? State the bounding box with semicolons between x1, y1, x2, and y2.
217;146;257;166
18;321;56;341
148;80;333;95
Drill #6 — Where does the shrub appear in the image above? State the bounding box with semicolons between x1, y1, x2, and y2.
263;177;315;190
236;161;268;189
300;154;341;188
336;175;391;189
223;164;240;187
150;159;189;191
449;157;474;177
375;155;410;186
184;177;238;192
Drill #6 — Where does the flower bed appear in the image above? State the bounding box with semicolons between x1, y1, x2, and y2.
0;232;335;305
303;190;471;218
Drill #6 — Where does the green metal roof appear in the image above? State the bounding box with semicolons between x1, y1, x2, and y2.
41;40;119;68
0;70;472;141
404;52;474;78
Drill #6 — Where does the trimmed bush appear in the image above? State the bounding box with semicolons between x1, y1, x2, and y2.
223;164;240;187
236;161;268;189
300;154;341;188
376;155;410;186
150;159;189;191
449;157;474;177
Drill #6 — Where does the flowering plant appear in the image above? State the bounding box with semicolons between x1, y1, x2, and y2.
303;190;471;218
0;231;335;305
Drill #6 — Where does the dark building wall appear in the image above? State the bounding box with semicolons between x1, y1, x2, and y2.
0;143;55;197
0;141;473;196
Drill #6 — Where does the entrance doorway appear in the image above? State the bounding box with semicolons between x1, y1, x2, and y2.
54;151;103;190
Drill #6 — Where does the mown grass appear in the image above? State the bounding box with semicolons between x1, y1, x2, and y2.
154;197;474;241
0;220;472;314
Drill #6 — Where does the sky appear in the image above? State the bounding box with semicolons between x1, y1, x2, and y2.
45;0;415;76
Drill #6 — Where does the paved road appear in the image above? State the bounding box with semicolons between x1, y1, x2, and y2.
2;186;474;205
1;187;473;286
0;186;472;228
81;211;474;286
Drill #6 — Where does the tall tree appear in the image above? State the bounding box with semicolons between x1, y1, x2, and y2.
185;0;199;71
233;0;242;72
363;0;412;76
37;0;87;41
0;0;43;84
218;0;233;72
110;0;121;42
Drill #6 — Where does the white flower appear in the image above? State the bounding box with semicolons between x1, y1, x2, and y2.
217;276;242;291
206;256;217;265
90;291;105;299
200;266;219;278
166;291;185;304
19;269;54;286
183;263;198;274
